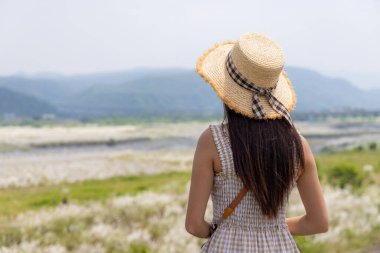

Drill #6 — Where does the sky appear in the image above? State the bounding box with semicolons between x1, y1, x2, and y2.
0;0;379;89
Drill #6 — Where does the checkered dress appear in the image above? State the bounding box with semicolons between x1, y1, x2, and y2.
200;124;300;253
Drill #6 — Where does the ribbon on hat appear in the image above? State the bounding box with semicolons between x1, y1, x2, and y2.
226;51;293;127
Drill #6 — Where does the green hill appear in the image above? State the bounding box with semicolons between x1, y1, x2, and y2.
0;87;58;118
0;67;379;119
60;70;221;117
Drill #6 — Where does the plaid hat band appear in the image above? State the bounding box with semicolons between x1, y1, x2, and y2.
226;51;293;126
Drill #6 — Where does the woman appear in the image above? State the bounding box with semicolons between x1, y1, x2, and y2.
185;32;328;252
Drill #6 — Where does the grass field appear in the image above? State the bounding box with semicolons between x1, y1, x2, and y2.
0;172;190;223
1;148;379;221
0;120;379;252
0;149;379;252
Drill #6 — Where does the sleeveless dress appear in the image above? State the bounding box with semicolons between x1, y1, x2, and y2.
200;123;300;253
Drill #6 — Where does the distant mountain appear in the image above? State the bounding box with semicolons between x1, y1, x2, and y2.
285;67;380;111
0;67;379;119
60;70;221;117
0;87;58;117
0;68;194;103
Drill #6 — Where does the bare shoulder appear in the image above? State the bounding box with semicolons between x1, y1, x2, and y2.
194;126;220;170
298;133;313;159
196;126;214;150
297;133;316;178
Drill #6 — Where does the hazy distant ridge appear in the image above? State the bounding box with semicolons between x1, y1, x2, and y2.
0;67;379;118
0;86;57;117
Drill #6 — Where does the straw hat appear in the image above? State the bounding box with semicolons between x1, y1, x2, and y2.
196;32;296;123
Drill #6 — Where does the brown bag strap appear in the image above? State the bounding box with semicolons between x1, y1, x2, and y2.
222;186;249;219
209;186;249;237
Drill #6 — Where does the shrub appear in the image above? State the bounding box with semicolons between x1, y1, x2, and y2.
0;227;23;247
376;161;380;173
106;138;116;146
320;146;335;154
294;236;330;253
327;163;364;189
354;145;364;151
369;142;377;151
128;242;151;253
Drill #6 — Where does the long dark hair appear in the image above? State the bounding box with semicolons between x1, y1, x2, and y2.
222;103;305;219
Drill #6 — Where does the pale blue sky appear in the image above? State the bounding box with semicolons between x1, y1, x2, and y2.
0;0;379;89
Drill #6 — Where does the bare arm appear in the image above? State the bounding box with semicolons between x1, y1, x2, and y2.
185;127;215;238
286;135;329;235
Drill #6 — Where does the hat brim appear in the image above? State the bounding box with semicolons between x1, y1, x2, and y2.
196;42;297;119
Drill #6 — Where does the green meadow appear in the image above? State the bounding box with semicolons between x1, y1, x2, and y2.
0;171;190;222
0;119;379;252
0;148;379;252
